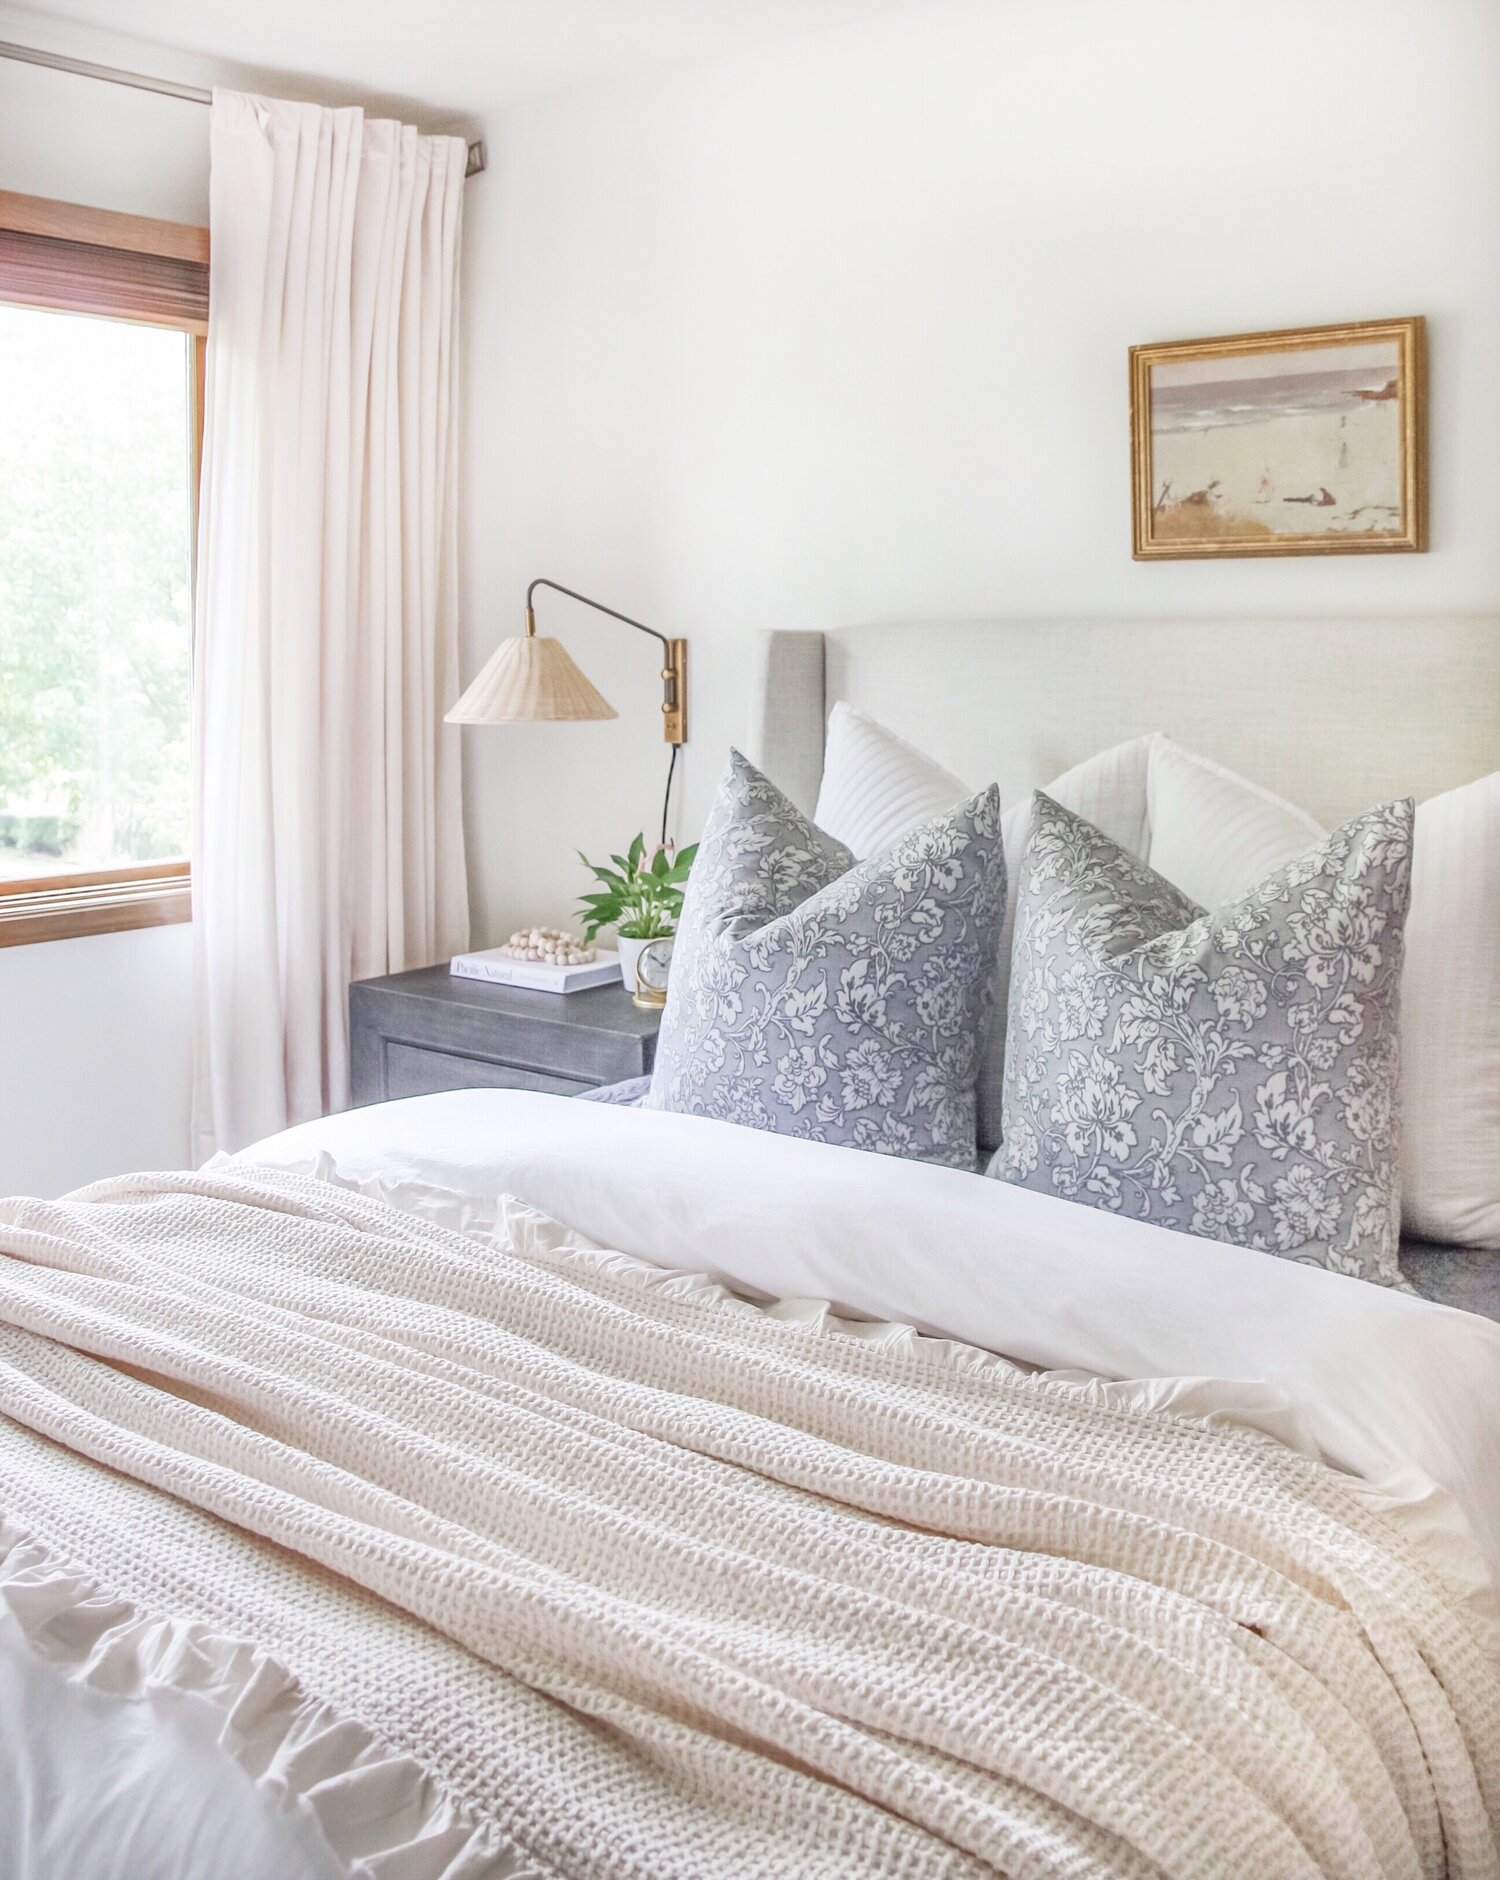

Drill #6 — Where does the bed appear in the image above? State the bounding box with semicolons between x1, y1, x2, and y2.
2;615;1498;1878
748;614;1500;1320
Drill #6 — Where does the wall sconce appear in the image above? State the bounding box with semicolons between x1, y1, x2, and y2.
446;578;687;842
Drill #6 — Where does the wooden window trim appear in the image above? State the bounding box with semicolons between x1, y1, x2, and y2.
0;862;190;949
0;193;208;265
0;194;206;947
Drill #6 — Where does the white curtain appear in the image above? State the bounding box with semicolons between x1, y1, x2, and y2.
192;91;469;1158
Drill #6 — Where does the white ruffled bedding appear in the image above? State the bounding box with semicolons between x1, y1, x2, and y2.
1;1090;1497;1877
0;1527;526;1880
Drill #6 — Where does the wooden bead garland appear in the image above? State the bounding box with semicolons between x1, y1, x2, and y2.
497;926;597;966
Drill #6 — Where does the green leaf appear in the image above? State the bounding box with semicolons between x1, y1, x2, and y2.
627;832;645;871
651;844;670;878
619;909;673;939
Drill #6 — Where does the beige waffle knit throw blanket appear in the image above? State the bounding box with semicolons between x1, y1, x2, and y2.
0;1166;1495;1879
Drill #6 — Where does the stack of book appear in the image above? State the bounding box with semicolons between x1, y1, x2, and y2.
449;947;623;994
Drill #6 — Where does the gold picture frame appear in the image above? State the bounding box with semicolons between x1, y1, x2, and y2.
1130;316;1426;559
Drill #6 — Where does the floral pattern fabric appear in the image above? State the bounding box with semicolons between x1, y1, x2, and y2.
643;750;1005;1169
576;1076;651;1106
988;792;1414;1286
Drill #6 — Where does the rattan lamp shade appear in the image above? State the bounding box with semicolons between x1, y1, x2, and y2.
444;634;618;725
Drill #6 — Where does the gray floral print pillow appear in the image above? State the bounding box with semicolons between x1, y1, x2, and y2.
643;749;1006;1168
987;792;1414;1286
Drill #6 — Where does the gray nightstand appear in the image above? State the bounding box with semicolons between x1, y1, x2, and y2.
349;964;660;1106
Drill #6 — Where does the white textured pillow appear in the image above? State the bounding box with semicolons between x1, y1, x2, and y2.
1402;771;1500;1248
813;703;970;857
1143;740;1500;1253
1147;736;1324;909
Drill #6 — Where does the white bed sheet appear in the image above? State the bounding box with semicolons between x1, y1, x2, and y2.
239;1089;1500;1602
0;1605;340;1880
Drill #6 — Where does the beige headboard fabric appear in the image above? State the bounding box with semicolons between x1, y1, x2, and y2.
746;617;1500;827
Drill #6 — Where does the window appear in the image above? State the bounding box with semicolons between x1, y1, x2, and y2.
0;192;206;945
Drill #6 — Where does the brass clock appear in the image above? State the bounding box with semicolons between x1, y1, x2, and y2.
632;937;674;1009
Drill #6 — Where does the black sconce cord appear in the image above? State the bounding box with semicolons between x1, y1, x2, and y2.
659;741;679;851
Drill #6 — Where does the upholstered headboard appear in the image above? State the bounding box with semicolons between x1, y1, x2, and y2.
746;617;1500;827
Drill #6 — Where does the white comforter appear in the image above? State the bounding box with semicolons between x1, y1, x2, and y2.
248;1091;1500;1591
1;1090;1497;1879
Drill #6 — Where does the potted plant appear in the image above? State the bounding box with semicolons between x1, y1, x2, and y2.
577;834;697;994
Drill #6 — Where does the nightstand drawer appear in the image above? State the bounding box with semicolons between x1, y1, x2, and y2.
349;966;659;1107
384;1042;590;1101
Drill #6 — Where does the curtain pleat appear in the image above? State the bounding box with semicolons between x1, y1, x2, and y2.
192;91;469;1158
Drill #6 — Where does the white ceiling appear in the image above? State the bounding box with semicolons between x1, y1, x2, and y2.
6;0;915;127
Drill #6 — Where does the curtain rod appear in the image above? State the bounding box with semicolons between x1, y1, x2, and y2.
0;38;487;177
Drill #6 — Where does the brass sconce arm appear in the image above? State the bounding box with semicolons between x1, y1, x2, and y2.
525;578;687;746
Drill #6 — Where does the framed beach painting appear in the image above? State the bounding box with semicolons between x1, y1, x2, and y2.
1130;317;1426;559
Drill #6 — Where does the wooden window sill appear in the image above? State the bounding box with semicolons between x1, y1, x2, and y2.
0;863;191;947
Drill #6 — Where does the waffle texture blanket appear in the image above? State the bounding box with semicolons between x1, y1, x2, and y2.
0;1164;1495;1879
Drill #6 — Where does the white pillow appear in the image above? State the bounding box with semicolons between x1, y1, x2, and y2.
1401;771;1500;1248
1147;736;1324;909
1144;739;1500;1253
813;702;969;856
811;703;1153;1152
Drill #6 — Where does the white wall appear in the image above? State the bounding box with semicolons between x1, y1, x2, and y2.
0;32;209;219
457;0;1500;944
0;924;196;1195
